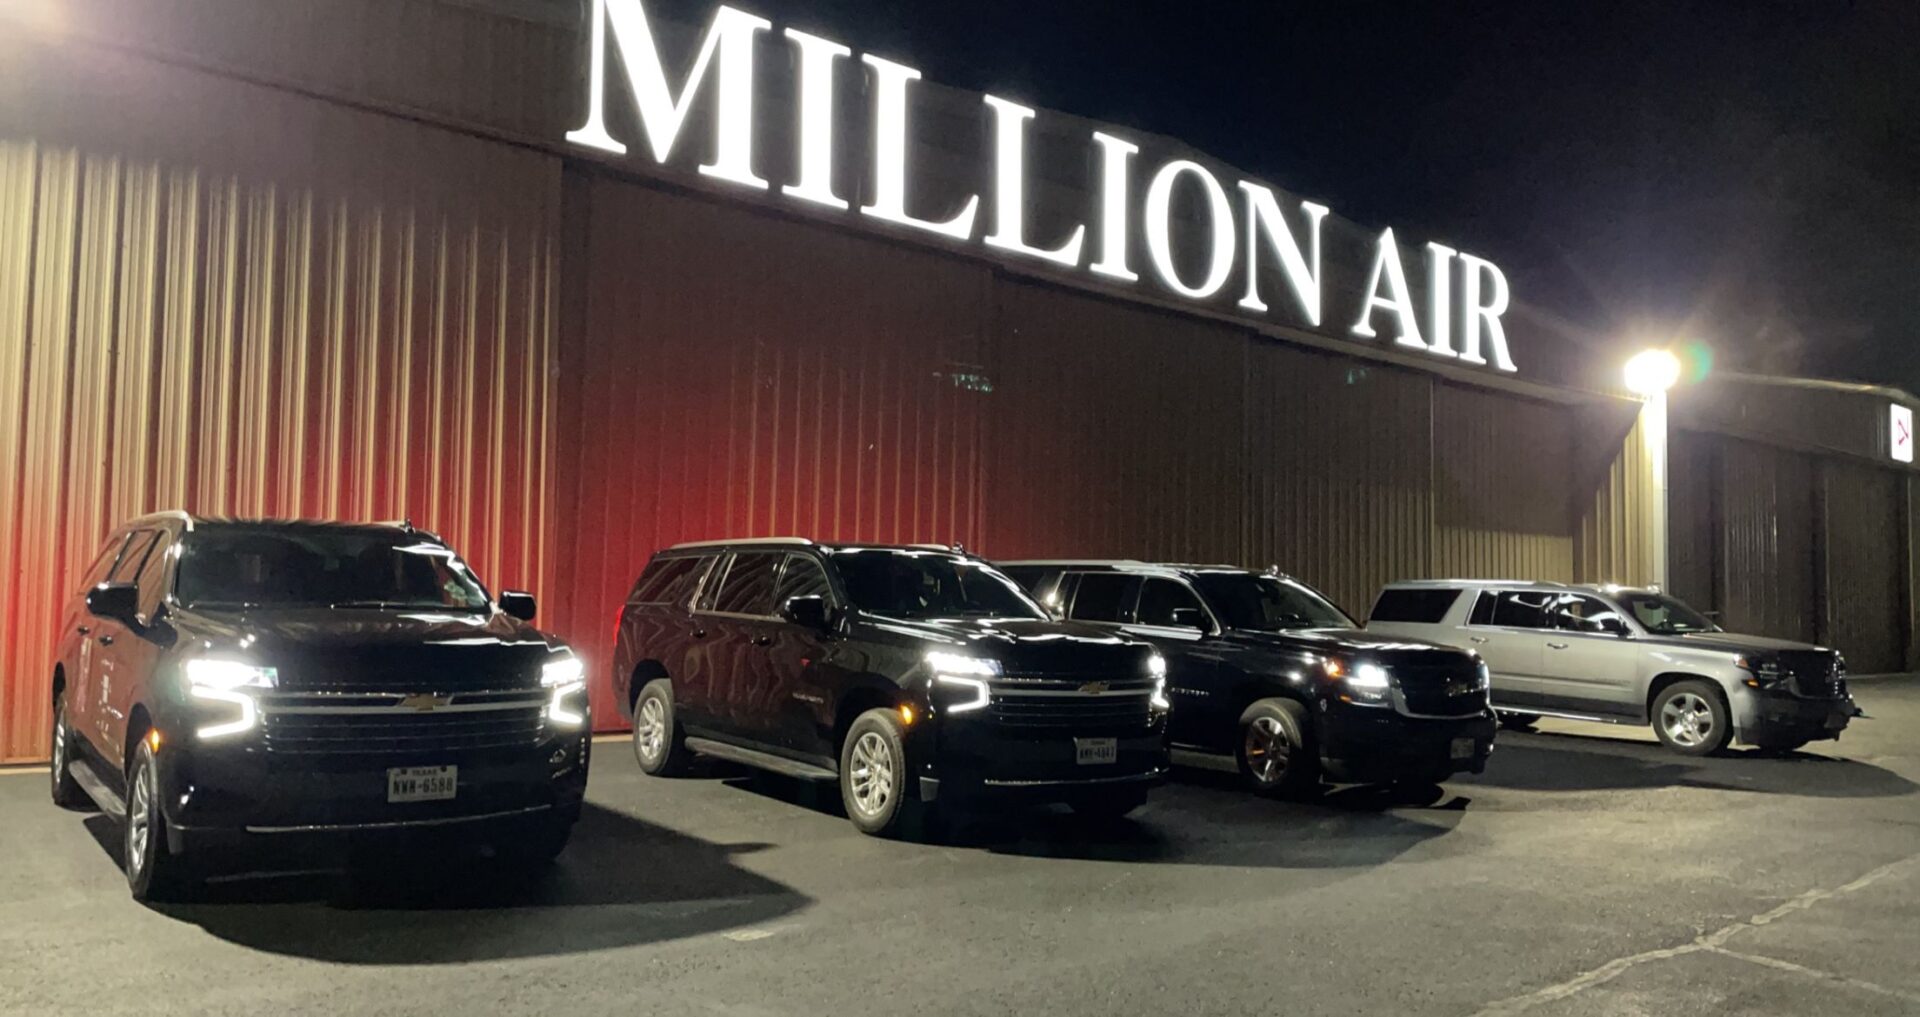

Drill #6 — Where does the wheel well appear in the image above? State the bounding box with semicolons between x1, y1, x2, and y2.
1645;672;1722;718
629;660;668;712
832;686;899;753
125;704;153;769
51;665;65;701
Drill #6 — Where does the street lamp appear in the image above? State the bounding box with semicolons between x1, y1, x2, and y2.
1621;348;1680;590
1623;348;1682;397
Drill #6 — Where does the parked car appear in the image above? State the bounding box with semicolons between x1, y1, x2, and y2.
997;561;1496;796
48;513;589;901
611;539;1170;835
1364;580;1861;755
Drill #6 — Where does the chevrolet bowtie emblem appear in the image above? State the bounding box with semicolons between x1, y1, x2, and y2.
1078;681;1110;695
399;693;453;712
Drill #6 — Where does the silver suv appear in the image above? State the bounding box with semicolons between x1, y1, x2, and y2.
1364;581;1860;755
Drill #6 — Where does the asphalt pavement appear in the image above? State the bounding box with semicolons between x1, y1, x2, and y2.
2;679;1917;1017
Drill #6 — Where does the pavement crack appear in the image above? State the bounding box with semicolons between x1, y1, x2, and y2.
1466;852;1920;1017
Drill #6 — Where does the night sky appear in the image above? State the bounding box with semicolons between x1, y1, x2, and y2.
655;0;1919;392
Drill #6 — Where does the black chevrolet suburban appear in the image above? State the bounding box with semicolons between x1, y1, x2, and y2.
48;514;590;900
999;561;1496;796
612;539;1171;836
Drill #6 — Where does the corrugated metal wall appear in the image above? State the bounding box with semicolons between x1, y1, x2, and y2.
1714;438;1819;643
0;47;560;761
1431;382;1576;583
1823;460;1905;672
1573;403;1658;587
1667;428;1718;609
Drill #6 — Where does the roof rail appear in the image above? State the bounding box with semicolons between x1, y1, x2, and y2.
669;536;815;550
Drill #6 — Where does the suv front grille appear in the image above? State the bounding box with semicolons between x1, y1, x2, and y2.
259;689;549;756
987;676;1158;732
1388;664;1489;718
1775;652;1846;699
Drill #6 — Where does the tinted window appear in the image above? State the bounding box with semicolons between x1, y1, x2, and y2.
176;527;491;611
1469;591;1496;625
133;534;174;617
1489;591;1554;629
110;531;160;583
831;550;1045;621
1192;573;1354;630
710;552;782;615
1549;594;1632;635
1069;573;1139;623
1136;578;1206;627
630;556;705;605
1369;588;1461;624
80;533;132;589
1616;591;1717;634
997;566;1047;593
774;554;832;605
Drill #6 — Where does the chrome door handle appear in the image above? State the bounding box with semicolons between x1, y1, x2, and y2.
1468;636;1488;644
752;635;773;647
98;635;115;646
1547;641;1568;650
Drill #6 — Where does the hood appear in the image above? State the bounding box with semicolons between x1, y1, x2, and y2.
170;606;562;691
855;614;1155;676
1638;630;1831;657
1225;626;1479;665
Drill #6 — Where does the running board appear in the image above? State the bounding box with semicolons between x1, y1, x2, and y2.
69;759;127;821
1169;748;1240;774
685;738;838;782
1503;706;1633;726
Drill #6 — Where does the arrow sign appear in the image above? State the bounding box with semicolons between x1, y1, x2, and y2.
1893;404;1914;464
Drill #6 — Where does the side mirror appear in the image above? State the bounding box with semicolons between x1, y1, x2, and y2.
1169;607;1208;631
498;590;537;622
86;582;141;626
781;594;832;630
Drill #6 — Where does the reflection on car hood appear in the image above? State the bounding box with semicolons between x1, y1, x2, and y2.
858;615;1155;675
1639;631;1832;656
171;607;560;690
1227;627;1480;664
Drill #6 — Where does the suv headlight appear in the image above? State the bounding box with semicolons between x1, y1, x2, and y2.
1475;660;1492;692
1148;653;1171;710
185;659;276;740
1323;657;1392;706
928;652;1000;713
543;653;589;726
1737;655;1790;689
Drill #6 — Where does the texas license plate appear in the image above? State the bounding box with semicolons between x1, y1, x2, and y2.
387;765;457;803
1450;738;1477;761
1075;737;1118;765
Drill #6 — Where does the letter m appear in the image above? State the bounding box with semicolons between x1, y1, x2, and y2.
567;0;769;188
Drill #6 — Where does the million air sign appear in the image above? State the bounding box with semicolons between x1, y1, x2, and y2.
566;0;1520;374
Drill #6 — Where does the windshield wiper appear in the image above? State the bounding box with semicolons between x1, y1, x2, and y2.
328;599;447;610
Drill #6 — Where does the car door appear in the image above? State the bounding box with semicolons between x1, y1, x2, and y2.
766;552;839;759
1124;576;1227;750
1537;593;1642;717
1462;590;1554;708
88;529;164;764
61;531;133;753
695;550;786;745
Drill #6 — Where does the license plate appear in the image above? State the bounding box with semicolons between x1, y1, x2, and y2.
1450;737;1477;761
1075;737;1118;765
387;765;457;803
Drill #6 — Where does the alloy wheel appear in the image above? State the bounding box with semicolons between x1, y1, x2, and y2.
1660;692;1715;748
50;706;66;780
1244;715;1288;784
635;697;666;762
126;760;152;876
848;731;895;817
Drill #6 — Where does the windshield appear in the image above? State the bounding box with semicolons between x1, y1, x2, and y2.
1615;591;1718;634
1193;572;1355;631
830;550;1046;621
176;527;493;612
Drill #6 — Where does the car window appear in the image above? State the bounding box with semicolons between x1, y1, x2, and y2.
1069;573;1140;623
831;550;1046;620
109;531;160;583
1191;572;1354;630
80;532;132;589
1549;594;1632;635
1487;591;1555;629
175;528;492;611
1615;591;1717;634
997;566;1047;593
630;556;706;605
1136;578;1206;627
132;533;175;618
1469;592;1496;625
710;552;782;616
1369;588;1461;624
775;554;832;606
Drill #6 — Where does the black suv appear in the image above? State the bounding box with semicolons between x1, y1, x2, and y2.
611;540;1170;836
999;561;1496;796
48;514;590;900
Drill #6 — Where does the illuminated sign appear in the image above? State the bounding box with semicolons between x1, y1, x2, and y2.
567;0;1519;374
1893;404;1913;464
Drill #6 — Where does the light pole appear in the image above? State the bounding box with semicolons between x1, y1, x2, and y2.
1623;349;1682;588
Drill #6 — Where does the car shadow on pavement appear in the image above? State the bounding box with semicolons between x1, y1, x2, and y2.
1462;730;1918;798
722;766;1468;870
86;803;810;964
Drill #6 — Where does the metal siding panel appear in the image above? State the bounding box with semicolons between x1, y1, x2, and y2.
1432;382;1575;585
1574;403;1658;588
1824;461;1903;672
1716;438;1818;643
553;179;991;723
1667;429;1718;609
0;60;560;761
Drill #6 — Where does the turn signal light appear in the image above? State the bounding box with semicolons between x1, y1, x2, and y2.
899;704;916;726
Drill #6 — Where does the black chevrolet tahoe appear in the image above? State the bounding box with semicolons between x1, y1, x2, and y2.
999;561;1497;796
611;540;1170;836
48;514;590;900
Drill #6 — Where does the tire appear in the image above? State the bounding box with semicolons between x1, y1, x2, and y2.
631;679;694;776
1236;698;1320;798
49;691;85;809
1068;788;1149;822
1651;680;1733;756
1753;738;1810;757
840;708;921;838
125;740;194;902
1498;711;1540;732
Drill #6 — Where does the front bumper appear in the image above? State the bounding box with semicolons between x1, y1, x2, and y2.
913;714;1169;805
1735;688;1858;746
1315;701;1497;784
156;731;590;834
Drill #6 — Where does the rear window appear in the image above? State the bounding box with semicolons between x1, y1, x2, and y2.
1368;588;1461;624
629;555;707;605
1068;573;1140;623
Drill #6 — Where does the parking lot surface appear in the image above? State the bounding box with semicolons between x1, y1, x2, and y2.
3;680;1917;1017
